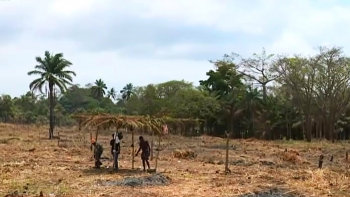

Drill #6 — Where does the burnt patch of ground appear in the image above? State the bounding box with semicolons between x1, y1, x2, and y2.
82;168;144;176
239;188;299;197
4;190;24;197
97;173;170;187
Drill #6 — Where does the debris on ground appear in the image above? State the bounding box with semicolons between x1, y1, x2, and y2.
4;190;23;197
173;149;197;159
230;159;257;166
97;173;170;187
279;151;303;164
239;188;297;197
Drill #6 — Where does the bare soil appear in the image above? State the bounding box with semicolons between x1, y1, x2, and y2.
0;123;349;197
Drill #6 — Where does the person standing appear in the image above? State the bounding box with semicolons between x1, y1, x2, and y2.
91;139;104;169
110;133;121;171
135;136;151;172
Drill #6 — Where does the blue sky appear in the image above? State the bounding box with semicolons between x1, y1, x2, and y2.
1;0;350;96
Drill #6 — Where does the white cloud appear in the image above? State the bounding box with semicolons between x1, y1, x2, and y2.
49;0;95;17
1;0;350;96
269;32;313;56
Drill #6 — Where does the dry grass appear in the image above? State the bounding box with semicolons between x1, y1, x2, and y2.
0;123;349;197
173;149;197;159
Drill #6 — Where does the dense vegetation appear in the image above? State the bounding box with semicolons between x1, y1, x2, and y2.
1;47;350;142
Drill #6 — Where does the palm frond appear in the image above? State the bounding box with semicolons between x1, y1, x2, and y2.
71;113;202;135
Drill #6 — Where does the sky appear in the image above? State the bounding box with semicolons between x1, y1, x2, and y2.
1;0;350;97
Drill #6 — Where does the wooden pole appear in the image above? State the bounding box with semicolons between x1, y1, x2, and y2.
95;127;99;142
150;130;154;160
155;133;161;170
346;151;348;161
57;127;60;147
225;131;230;174
131;127;135;169
38;125;41;145
90;130;93;151
92;127;99;159
83;127;86;148
319;155;324;169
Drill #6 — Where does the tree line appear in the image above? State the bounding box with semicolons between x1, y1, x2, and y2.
1;47;350;142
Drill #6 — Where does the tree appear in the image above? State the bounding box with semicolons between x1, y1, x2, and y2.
221;76;245;138
155;80;193;116
239;48;278;101
120;83;135;101
200;59;245;136
0;95;14;122
242;85;263;138
13;92;37;124
313;47;350;142
271;84;296;140
256;95;283;140
91;79;107;99
273;56;316;142
0;45;342;141
140;84;159;116
107;88;117;101
28;51;76;139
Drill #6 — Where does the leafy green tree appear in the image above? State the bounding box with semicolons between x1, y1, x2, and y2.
140;84;160;116
154;80;193;116
120;83;135;101
91;79;107;99
0;45;344;141
242;85;263;137
256;95;283;140
0;95;14;122
200;60;245;136
313;47;350;142
27;51;76;139
13;92;38;124
107;88;117;101
273;56;316;142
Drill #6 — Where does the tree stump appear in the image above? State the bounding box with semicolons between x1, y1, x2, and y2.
346;151;348;161
225;131;231;174
319;155;324;169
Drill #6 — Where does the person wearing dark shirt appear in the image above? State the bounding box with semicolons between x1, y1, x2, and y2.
91;139;103;169
135;136;151;172
110;133;121;171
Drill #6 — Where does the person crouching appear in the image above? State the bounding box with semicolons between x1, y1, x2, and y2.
91;138;104;169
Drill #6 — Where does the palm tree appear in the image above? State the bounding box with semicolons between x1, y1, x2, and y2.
243;85;263;137
256;96;283;140
0;94;14;122
107;88;117;101
91;79;107;99
28;51;76;139
120;83;135;101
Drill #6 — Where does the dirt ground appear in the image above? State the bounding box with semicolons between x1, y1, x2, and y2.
0;123;349;197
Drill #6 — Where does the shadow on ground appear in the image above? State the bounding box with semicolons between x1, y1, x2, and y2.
0;137;20;144
96;173;170;187
82;168;145;176
202;144;237;151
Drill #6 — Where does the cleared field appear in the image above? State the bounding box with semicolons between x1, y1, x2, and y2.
0;123;349;197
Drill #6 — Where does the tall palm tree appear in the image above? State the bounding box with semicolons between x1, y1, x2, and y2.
120;83;135;101
28;51;76;139
91;79;107;99
243;85;263;137
107;88;117;101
